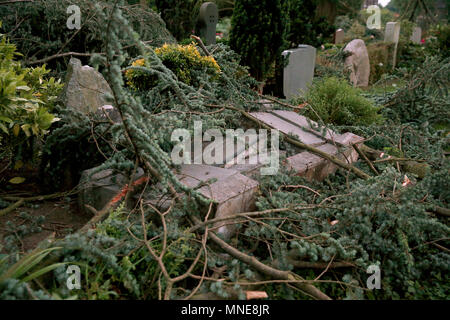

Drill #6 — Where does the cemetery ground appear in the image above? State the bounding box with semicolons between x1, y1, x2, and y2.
0;1;449;301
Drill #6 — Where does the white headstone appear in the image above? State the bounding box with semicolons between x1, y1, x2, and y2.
334;29;345;44
282;45;316;99
410;26;422;44
384;22;401;68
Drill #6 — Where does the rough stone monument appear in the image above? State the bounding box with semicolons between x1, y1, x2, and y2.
60;57;113;114
384;22;401;68
334;29;345;44
344;39;370;87
282;45;316;99
197;2;218;45
410;26;422;44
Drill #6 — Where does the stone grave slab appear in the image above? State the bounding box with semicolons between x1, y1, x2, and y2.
79;164;259;239
249;110;364;181
282;45;316;98
198;2;218;45
251;112;325;146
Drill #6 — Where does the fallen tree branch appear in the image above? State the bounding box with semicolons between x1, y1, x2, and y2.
434;206;450;218
192;216;331;300
353;144;379;175
0;199;24;217
190;35;211;56
25;52;101;65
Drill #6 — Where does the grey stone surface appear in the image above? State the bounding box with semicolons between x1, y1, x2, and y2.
285;142;360;181
410;27;422;44
198;2;218;45
334;29;345;44
384;22;401;68
251;112;324;146
79;164;259;239
177;164;259;239
60;57;113;114
96;105;122;123
344;39;370;87
282;45;316;98
270;110;339;141
250;110;364;181
78;167;145;215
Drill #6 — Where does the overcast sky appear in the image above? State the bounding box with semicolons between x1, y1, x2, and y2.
379;0;391;6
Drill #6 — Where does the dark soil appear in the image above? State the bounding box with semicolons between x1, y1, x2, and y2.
0;163;91;254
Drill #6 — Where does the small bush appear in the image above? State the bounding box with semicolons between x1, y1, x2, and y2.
366;42;393;84
0;29;63;161
296;77;383;126
125;43;221;90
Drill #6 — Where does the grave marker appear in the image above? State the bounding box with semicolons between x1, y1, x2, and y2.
344;39;370;87
334;29;345;44
197;2;218;45
384;22;401;68
281;45;316;99
410;26;422;44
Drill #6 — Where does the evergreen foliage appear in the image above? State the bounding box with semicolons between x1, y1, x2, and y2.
0;0;175;72
0;0;448;301
154;0;201;41
294;76;383;126
229;0;284;81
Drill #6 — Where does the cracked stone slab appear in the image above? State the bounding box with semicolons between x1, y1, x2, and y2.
177;164;259;239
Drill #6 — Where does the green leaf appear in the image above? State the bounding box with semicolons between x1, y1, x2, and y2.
9;177;26;184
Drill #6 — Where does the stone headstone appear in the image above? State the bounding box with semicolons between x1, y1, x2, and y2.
198;2;218;45
344;39;370;87
60;57;113;114
334;29;345;44
282;45;316;98
410;26;422;44
384;22;401;68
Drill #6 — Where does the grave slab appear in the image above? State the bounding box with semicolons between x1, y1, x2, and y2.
251;112;325;146
249;110;364;181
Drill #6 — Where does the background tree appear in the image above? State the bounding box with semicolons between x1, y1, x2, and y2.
229;0;284;82
155;0;202;40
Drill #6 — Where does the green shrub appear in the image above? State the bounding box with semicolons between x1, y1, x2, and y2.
296;77;383;126
0;28;63;161
427;24;450;58
366;42;393;84
125;43;221;90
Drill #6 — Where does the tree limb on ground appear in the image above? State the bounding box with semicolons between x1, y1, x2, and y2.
191;216;331;300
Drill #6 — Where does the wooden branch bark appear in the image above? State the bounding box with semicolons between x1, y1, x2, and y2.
191;216;331;300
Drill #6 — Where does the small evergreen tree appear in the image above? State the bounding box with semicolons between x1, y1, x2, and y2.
155;0;200;40
229;0;284;81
